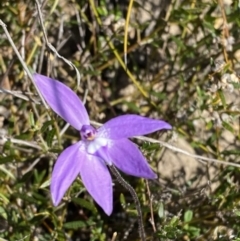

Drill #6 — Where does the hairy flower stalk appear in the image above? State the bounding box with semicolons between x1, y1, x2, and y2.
109;165;146;241
33;73;172;217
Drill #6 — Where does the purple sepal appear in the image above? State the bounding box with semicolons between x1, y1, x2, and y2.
34;74;89;130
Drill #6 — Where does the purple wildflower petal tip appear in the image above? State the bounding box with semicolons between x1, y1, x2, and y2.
51;142;83;206
106;139;157;179
98;114;172;139
80;154;113;215
33;73;89;130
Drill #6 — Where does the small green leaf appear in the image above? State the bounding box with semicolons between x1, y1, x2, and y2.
218;89;226;109
171;36;185;49
29;110;35;127
123;101;140;112
63;221;87;230
184;210;193;223
170;216;180;226
158;202;165;219
0;206;8;219
15;132;33;140
32;192;47;202
119;193;126;207
0;193;9;205
39;179;50;189
46;129;56;147
203;19;216;33
222;121;234;132
97;6;108;16
72;198;97;213
186;226;201;237
40;120;54;133
222;149;240;155
34;169;46;184
0;155;14;164
13;193;37;204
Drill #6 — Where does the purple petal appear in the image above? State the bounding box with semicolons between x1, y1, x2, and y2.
34;73;89;130
106;139;157;179
98;114;171;139
79;154;113;215
51;141;83;206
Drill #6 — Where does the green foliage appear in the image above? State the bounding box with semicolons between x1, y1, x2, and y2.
1;0;240;240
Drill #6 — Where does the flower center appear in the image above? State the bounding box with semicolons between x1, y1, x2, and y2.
80;125;96;141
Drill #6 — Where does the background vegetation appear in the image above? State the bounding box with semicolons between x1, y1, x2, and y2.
0;0;240;240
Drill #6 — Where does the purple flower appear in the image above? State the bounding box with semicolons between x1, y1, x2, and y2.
33;73;172;215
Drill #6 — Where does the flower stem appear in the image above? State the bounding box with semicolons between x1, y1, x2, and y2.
109;165;146;241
